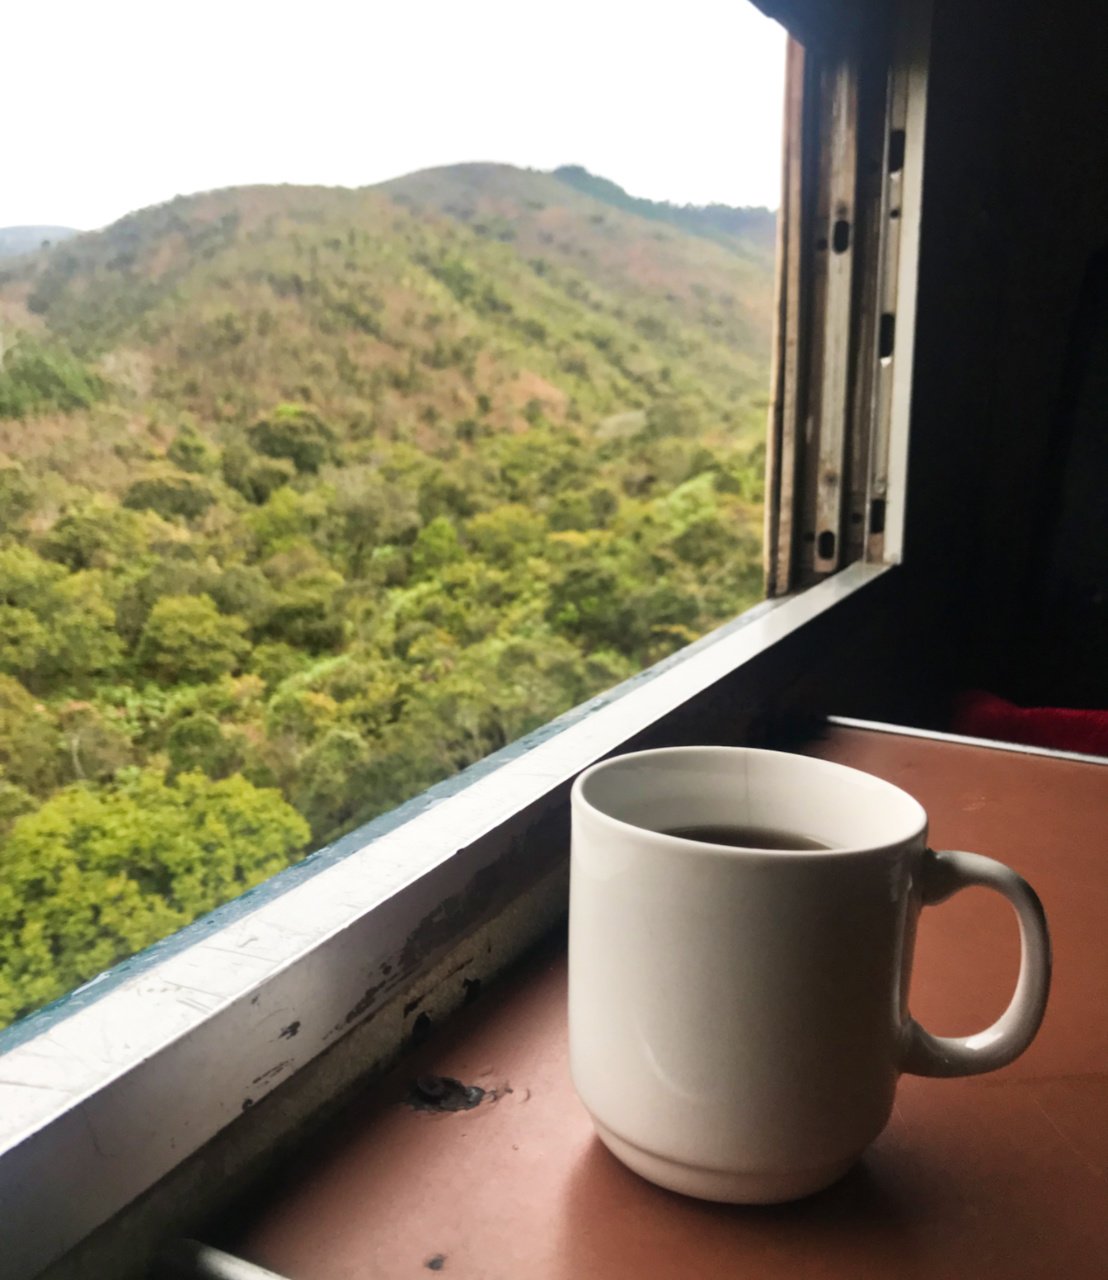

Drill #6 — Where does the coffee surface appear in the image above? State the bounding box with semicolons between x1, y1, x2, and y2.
663;823;831;850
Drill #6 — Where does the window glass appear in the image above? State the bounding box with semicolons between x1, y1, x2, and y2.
0;0;785;1026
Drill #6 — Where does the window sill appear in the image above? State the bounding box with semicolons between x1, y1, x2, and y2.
1;562;891;1280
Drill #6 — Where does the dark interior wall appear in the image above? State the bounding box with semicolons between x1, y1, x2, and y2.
1034;249;1108;706
904;0;1108;707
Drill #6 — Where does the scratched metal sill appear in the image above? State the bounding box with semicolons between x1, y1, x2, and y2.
0;561;891;1280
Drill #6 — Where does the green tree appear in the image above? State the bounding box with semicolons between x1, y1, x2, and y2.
0;549;120;690
0;459;34;533
293;726;373;839
136;594;249;683
245;456;298;503
248;404;335;472
264;684;341;745
0;769;309;1026
165;712;240;779
166;425;218;474
466;503;547;567
327;466;421;577
115;560;220;648
249;641;310;690
0;543;66;605
0;336;104;419
0;674;63;796
410;515;464;578
123;469;217;520
210;564;278;631
39;500;168;571
0;605;49;677
223;440;298;503
247;487;319;558
0;779;35;833
548;483;620;532
256;567;345;652
56;701;134;783
545;540;644;655
36;573;124;687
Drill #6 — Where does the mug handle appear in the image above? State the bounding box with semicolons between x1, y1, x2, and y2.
900;848;1052;1078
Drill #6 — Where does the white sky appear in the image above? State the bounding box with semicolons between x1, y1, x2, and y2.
4;0;786;231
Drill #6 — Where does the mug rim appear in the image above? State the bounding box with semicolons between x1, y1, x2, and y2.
572;744;929;858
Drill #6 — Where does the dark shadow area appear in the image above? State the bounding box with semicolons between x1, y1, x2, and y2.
1027;245;1108;708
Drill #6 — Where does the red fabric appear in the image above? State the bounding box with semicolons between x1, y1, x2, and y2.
952;690;1108;756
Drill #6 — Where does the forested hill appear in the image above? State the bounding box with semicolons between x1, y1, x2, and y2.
0;164;774;1024
1;164;775;432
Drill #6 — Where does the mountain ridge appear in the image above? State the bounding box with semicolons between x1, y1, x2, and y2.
551;165;777;253
0;163;775;477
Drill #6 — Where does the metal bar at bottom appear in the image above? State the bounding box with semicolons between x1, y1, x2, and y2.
156;1240;293;1280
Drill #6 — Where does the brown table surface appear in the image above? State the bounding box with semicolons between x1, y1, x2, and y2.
238;727;1108;1280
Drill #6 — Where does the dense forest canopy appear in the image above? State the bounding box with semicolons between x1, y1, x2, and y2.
0;163;775;1026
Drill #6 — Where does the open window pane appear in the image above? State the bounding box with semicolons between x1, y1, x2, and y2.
0;0;786;1027
765;20;919;593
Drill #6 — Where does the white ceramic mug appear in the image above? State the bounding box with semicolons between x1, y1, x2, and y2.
568;746;1051;1203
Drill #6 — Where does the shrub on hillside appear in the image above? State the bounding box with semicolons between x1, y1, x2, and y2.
0;675;64;796
167;426;219;475
38;500;165;571
0;769;309;1026
0;459;33;532
292;726;373;840
222;438;298;503
136;594;249;683
245;456;298;503
247;404;335;473
165;712;240;779
0;337;104;419
123;469;217;520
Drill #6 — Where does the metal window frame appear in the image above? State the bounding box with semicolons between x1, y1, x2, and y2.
765;4;928;592
0;8;930;1279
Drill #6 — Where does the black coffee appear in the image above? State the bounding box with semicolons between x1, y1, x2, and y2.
663;824;831;851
